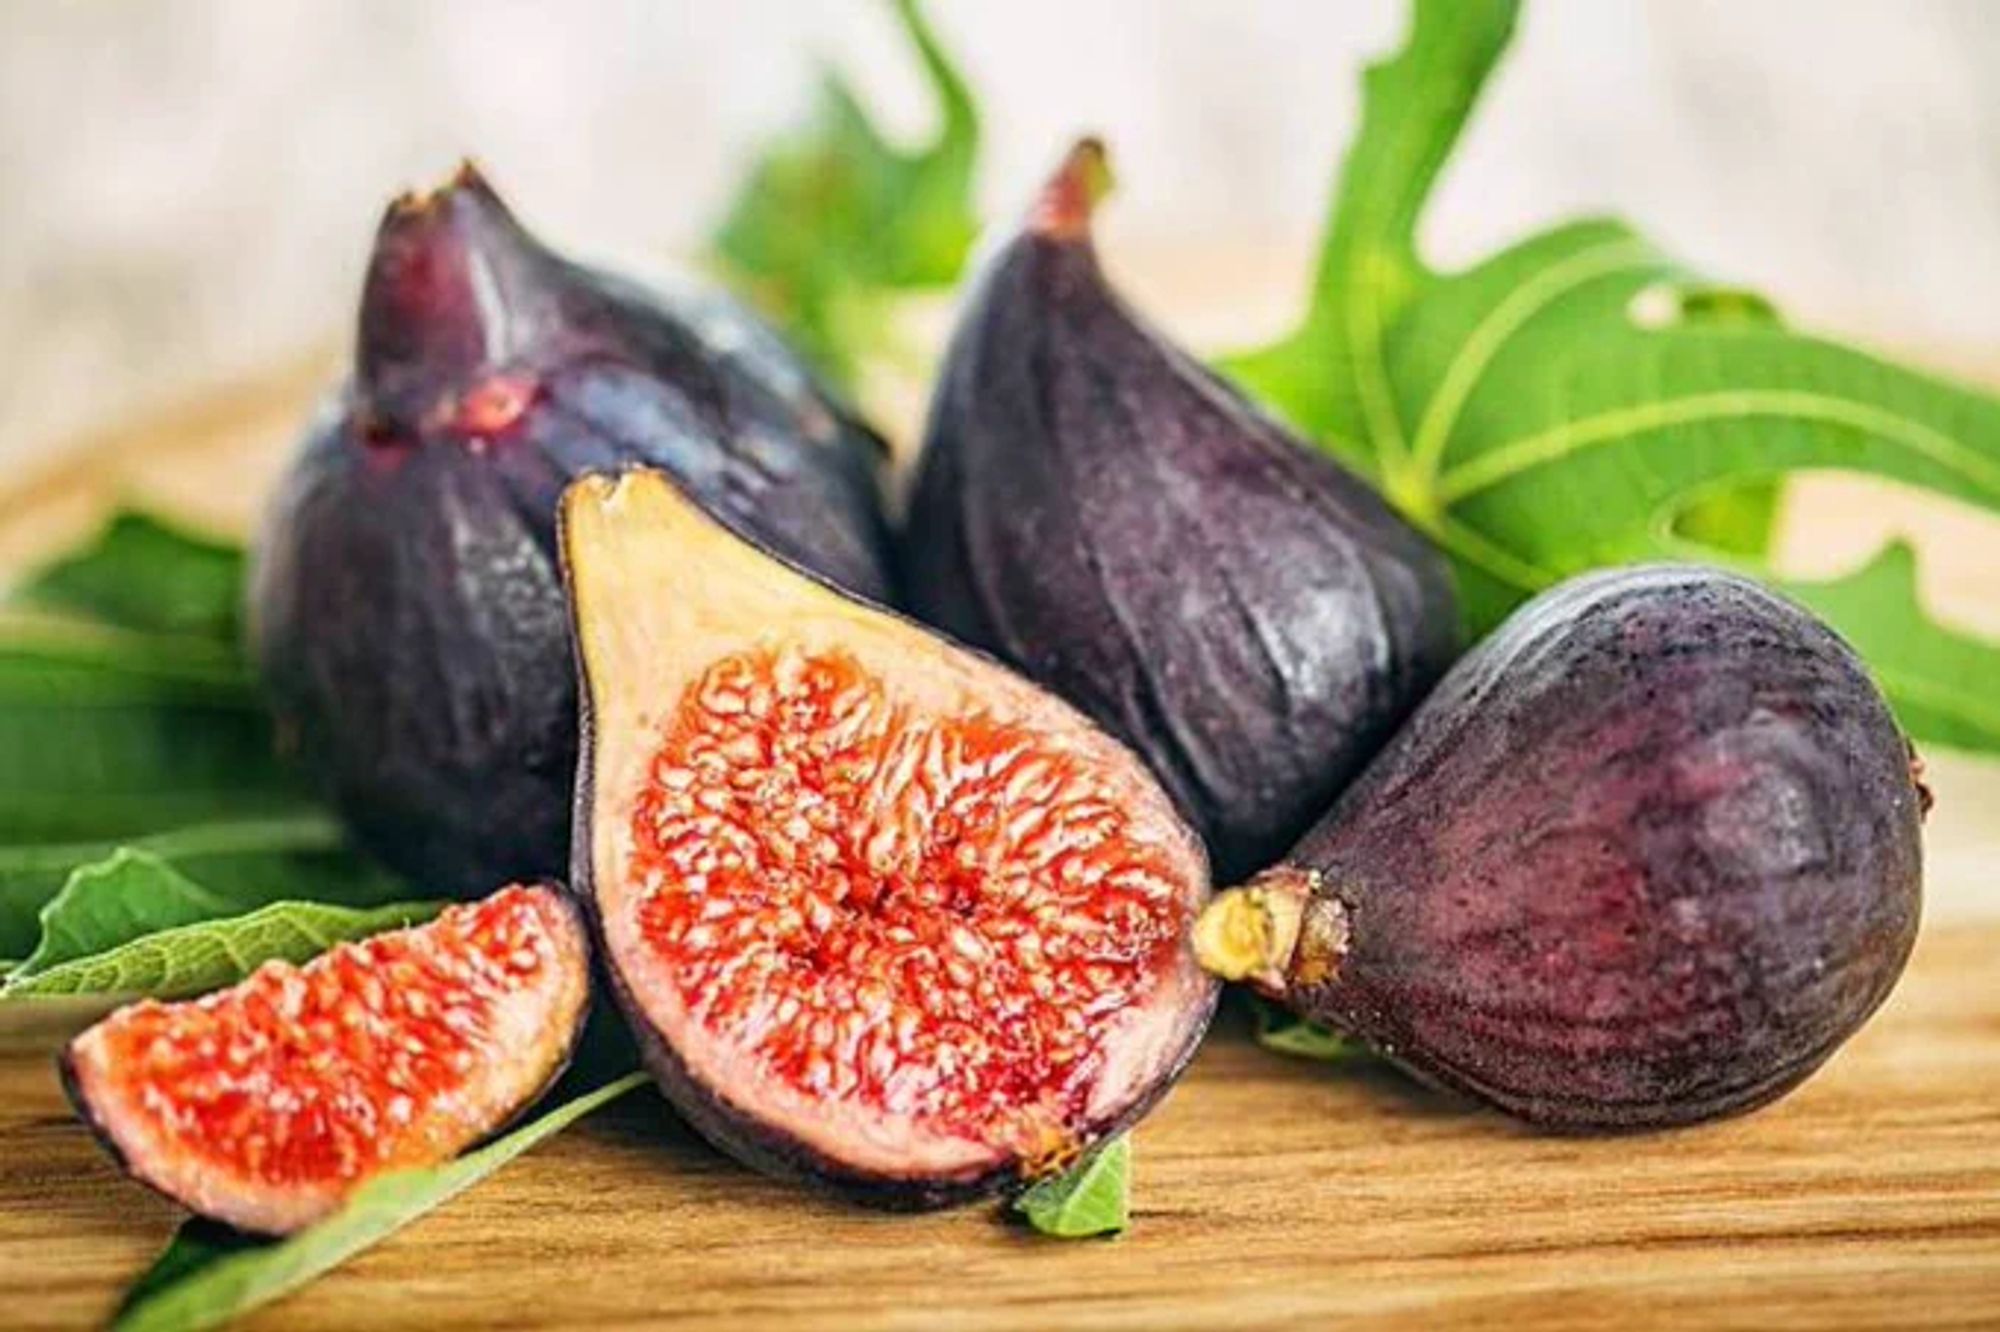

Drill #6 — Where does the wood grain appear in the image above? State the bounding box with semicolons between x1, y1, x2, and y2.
0;359;1996;1329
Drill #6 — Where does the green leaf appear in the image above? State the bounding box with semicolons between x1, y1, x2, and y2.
1221;0;1521;471
0;512;406;972
1224;0;2000;753
1248;995;1367;1063
12;850;232;977
1670;477;1782;560
0;612;304;842
1776;543;2000;751
2;895;442;1000
0;509;361;958
1013;1136;1131;1239
12;510;246;642
0;813;399;964
709;0;978;386
114;1073;650;1332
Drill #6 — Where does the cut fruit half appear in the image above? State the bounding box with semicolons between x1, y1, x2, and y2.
562;469;1217;1208
63;884;591;1235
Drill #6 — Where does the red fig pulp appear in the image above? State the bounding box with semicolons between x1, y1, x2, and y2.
63;884;591;1235
251;165;893;896
901;141;1460;882
564;470;1217;1208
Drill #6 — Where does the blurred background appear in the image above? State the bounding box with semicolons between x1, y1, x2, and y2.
6;0;2000;471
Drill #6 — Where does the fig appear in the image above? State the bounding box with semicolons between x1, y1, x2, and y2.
1195;566;1924;1130
562;469;1217;1208
899;140;1459;882
63;884;590;1234
250;164;893;896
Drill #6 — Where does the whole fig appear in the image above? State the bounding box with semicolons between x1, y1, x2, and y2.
1195;565;1925;1130
900;140;1459;882
250;165;894;895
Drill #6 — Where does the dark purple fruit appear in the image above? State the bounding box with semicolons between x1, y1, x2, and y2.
250;164;893;896
562;469;1217;1209
1194;565;1924;1130
63;884;590;1235
899;140;1459;883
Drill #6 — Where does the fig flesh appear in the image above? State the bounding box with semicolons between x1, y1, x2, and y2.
1196;566;1924;1130
63;884;590;1235
250;164;893;896
562;469;1217;1208
900;140;1459;882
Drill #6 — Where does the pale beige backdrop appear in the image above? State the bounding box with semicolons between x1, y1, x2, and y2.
7;0;2000;463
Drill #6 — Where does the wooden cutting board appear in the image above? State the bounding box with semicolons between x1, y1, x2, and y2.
0;358;1996;1331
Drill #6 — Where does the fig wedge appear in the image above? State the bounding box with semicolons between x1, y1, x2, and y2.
64;884;591;1235
901;140;1459;881
562;469;1217;1208
1197;566;1924;1130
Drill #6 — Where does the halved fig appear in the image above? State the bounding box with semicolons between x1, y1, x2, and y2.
562;469;1217;1208
63;884;590;1235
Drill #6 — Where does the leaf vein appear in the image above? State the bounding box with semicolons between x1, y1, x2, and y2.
1408;238;1657;484
1436;390;2000;505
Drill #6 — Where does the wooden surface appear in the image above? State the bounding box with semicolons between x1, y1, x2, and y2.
0;361;1997;1329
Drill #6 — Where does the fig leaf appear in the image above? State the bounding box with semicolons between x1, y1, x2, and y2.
12;850;231;976
113;1073;650;1332
1223;0;2000;753
14;510;245;641
0;607;285;855
1014;1136;1132;1239
0;512;397;960
1775;542;2000;751
0;813;407;971
3;888;442;1000
708;0;978;387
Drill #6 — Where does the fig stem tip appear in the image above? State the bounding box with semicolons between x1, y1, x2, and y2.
1192;869;1312;993
383;160;494;221
1032;137;1115;239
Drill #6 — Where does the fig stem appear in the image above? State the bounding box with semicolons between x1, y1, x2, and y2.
1192;868;1316;995
1031;137;1115;240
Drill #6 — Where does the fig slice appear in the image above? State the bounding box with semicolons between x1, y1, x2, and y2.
63;884;591;1235
1196;566;1924;1130
562;469;1217;1208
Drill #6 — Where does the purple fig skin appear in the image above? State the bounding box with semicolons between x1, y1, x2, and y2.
1202;565;1924;1130
899;141;1460;883
249;165;894;895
